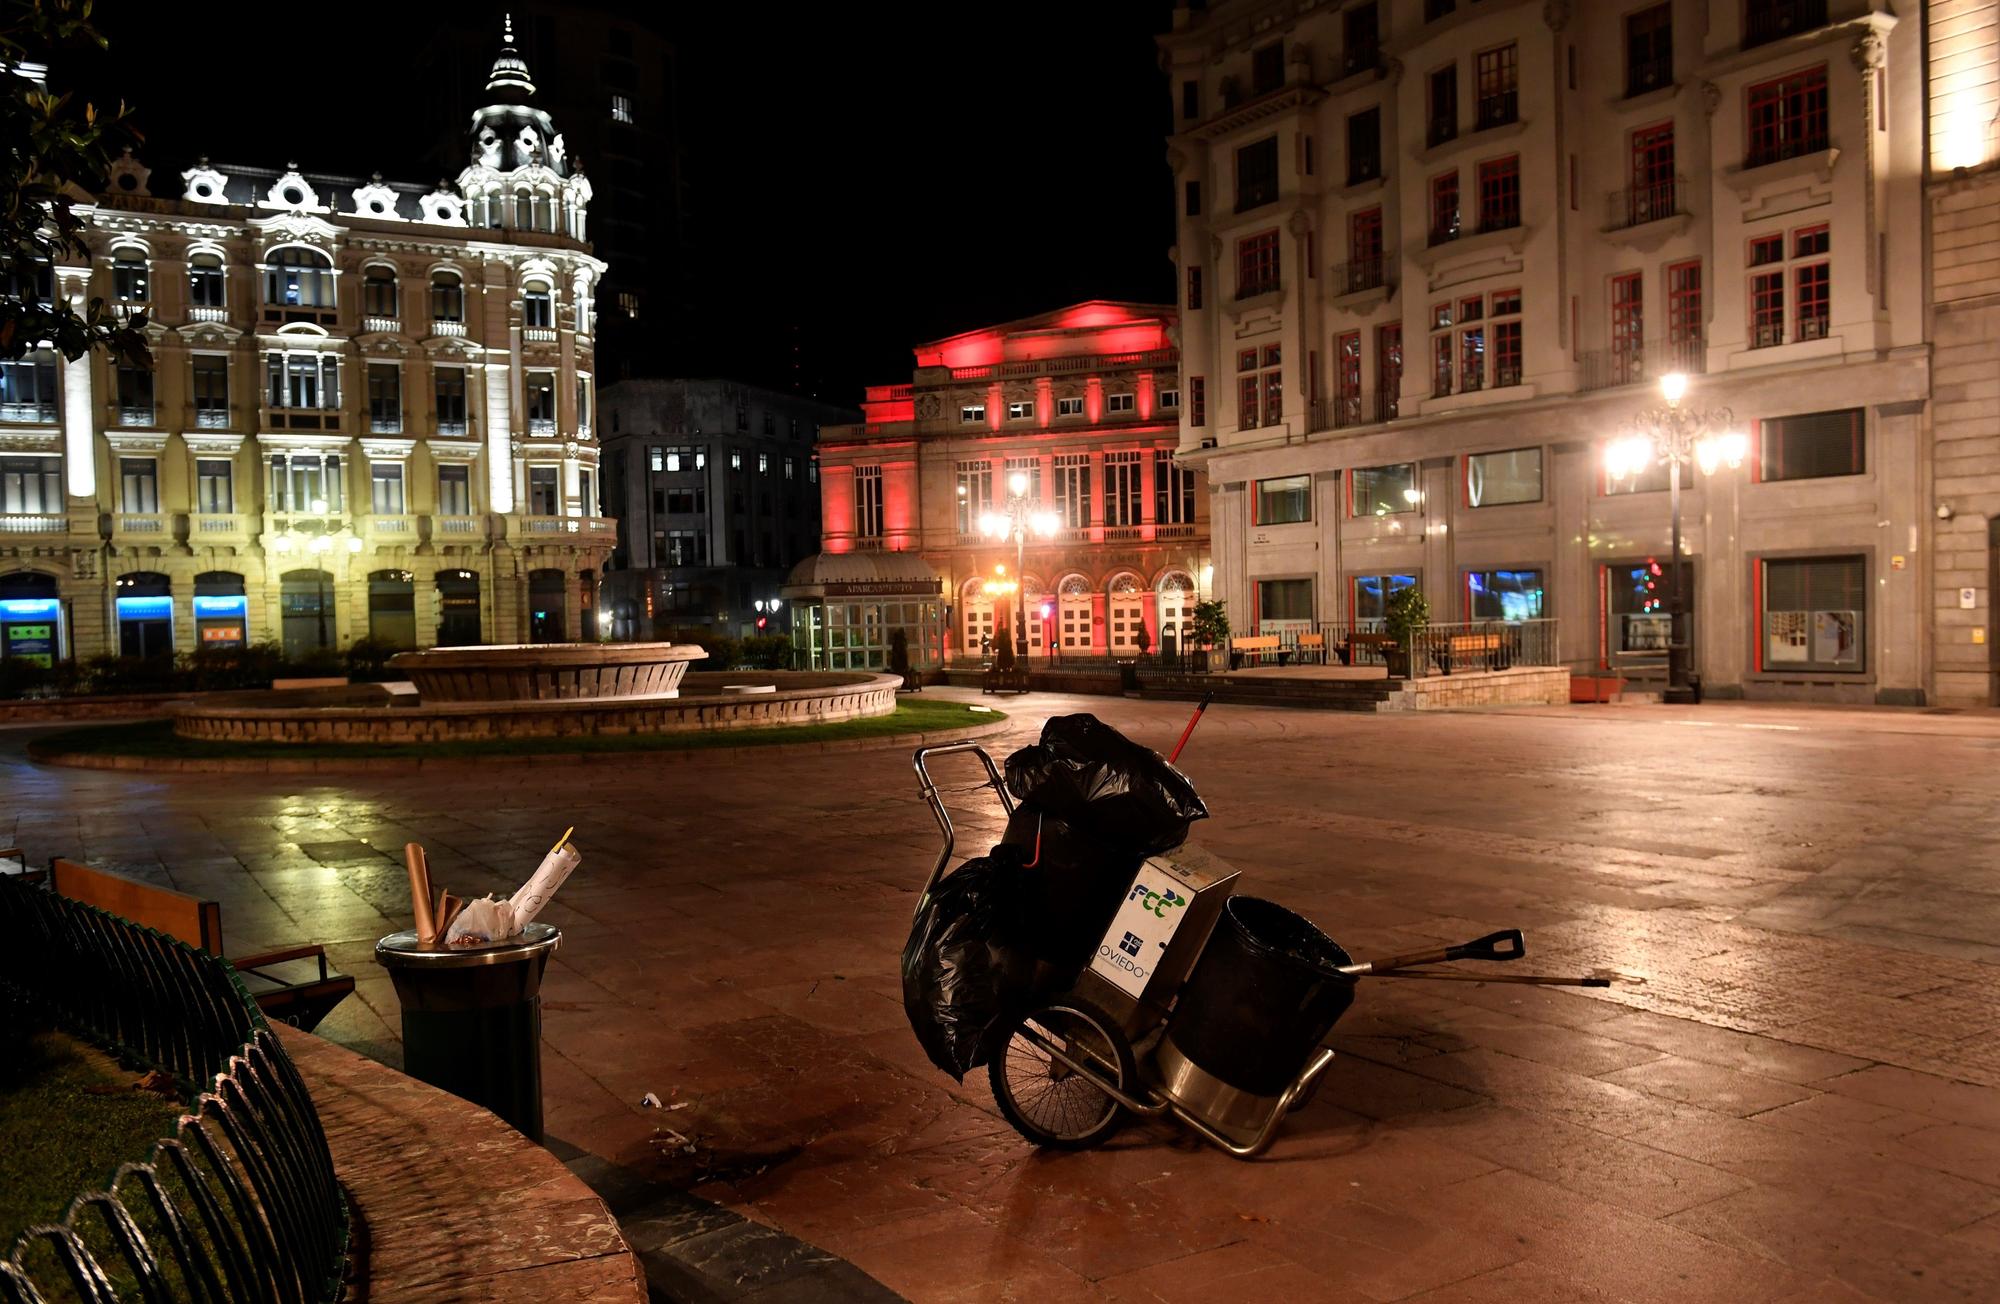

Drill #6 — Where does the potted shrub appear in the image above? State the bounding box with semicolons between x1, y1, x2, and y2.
1190;600;1230;673
1382;586;1429;679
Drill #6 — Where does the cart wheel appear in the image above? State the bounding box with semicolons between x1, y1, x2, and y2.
988;997;1137;1150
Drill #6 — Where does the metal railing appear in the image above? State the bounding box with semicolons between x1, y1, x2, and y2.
1577;337;1705;392
1333;252;1391;295
1229;617;1565;675
1474;90;1518;131
0;875;346;1303
0;402;57;424
1744;0;1826;49
1606;175;1685;229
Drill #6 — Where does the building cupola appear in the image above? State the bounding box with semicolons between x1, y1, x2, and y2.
458;13;591;238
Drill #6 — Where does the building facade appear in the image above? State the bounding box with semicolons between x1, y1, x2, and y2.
811;303;1210;664
1162;0;1930;702
0;25;612;664
1926;0;2000;707
598;379;855;639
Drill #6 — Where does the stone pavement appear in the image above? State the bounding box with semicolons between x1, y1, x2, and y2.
6;694;2000;1302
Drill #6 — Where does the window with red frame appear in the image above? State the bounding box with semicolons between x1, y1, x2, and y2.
1746;65;1828;168
1794;224;1829;340
1431;302;1454;397
1611;272;1643;384
1627;123;1675;225
1751;269;1786;347
1377;323;1402;421
1429;171;1460;245
1263;343;1284;426
1477;155;1520;230
1458;294;1485;393
1748;224;1827;348
1237;344;1281;430
1187;266;1203;310
1667;260;1702;367
1188;376;1205;428
1475;44;1518;130
1335;331;1362;426
1348;206;1384;291
1237;230;1279;298
1492;289;1522;387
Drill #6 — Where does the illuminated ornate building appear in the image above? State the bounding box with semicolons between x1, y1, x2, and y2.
1926;0;2000;706
806;303;1210;669
0;22;611;664
1162;0;1934;703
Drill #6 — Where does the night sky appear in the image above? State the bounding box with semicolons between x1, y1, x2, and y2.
87;1;1181;400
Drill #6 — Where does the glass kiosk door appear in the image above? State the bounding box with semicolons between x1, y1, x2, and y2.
0;572;63;667
193;572;249;649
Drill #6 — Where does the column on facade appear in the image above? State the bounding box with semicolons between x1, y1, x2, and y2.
1140;443;1158;538
485;359;514;511
59;272;95;498
1090;591;1108;655
1035;376;1054;426
1089;451;1106;531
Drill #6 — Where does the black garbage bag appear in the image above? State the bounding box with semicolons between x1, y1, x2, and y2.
901;856;1039;1080
1004;714;1208;855
995;808;1144;977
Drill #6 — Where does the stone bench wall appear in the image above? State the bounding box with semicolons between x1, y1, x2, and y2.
172;673;901;745
1380;666;1570;711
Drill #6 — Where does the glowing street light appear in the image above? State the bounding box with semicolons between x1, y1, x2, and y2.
1604;372;1747;703
981;473;1059;660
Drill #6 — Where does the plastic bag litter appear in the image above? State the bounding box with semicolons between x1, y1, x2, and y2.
901;855;1040;1080
1004;714;1208;856
994;809;1143;977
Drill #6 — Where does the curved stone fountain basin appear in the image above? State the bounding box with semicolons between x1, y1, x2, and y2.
170;672;902;745
387;642;707;701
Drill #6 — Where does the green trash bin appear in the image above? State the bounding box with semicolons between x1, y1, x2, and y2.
376;923;560;1142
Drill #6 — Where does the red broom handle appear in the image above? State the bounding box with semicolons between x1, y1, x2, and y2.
1167;694;1215;765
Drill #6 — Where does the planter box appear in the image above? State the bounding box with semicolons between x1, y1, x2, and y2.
1570;674;1625;704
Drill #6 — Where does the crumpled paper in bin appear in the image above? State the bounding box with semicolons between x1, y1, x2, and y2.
445;842;581;947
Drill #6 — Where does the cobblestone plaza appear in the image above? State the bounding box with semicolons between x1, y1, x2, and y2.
7;694;1997;1300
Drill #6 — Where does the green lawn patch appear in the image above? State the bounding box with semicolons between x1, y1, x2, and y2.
36;698;1004;762
0;1027;186;1238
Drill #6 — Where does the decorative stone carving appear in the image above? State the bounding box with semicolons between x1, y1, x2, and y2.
1166;146;1186;173
1850;30;1884;74
1287;210;1313;237
351;174;404;220
182;160;228;204
1542;0;1570;31
105;149;150;197
548;134;567;172
260;167;327;214
1701;81;1721;117
419;186;467;226
915;393;942;420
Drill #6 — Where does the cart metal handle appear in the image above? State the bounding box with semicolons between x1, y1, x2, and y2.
912;742;1013;920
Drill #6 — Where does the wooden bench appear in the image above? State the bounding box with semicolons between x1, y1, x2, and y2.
49;858;354;1032
1434;631;1509;675
1338;632;1398;665
1228;634;1288;668
1295;633;1327;664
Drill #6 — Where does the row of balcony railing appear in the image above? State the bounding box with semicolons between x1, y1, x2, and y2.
97;303;563;341
0;511;617;540
3;400;583;440
945;348;1179;382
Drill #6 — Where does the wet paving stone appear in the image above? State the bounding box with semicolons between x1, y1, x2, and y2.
7;694;2000;1300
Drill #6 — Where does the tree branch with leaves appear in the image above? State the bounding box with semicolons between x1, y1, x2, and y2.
1;0;149;367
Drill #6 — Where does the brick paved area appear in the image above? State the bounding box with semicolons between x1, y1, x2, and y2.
6;695;1999;1301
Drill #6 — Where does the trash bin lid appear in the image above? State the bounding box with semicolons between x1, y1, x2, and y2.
375;921;560;970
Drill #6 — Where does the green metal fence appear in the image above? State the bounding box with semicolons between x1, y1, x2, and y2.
0;875;348;1303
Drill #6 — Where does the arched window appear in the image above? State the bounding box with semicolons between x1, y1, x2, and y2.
111;248;148;303
1108;573;1146;655
1058;575;1093;652
264;247;333;308
362;265;398;320
188;253;224;308
1157;572;1196;657
430;270;463;323
522;280;553;328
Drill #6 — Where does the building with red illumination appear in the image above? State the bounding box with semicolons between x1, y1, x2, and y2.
802;303;1209;668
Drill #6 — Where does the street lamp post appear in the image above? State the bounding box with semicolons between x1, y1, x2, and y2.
1604;372;1747;704
979;472;1060;659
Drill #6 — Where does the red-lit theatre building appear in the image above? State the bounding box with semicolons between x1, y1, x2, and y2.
800;303;1209;669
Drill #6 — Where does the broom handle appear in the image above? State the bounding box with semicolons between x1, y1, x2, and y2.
1167;694;1215;765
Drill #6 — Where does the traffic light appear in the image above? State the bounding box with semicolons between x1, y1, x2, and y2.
756;616;768;630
